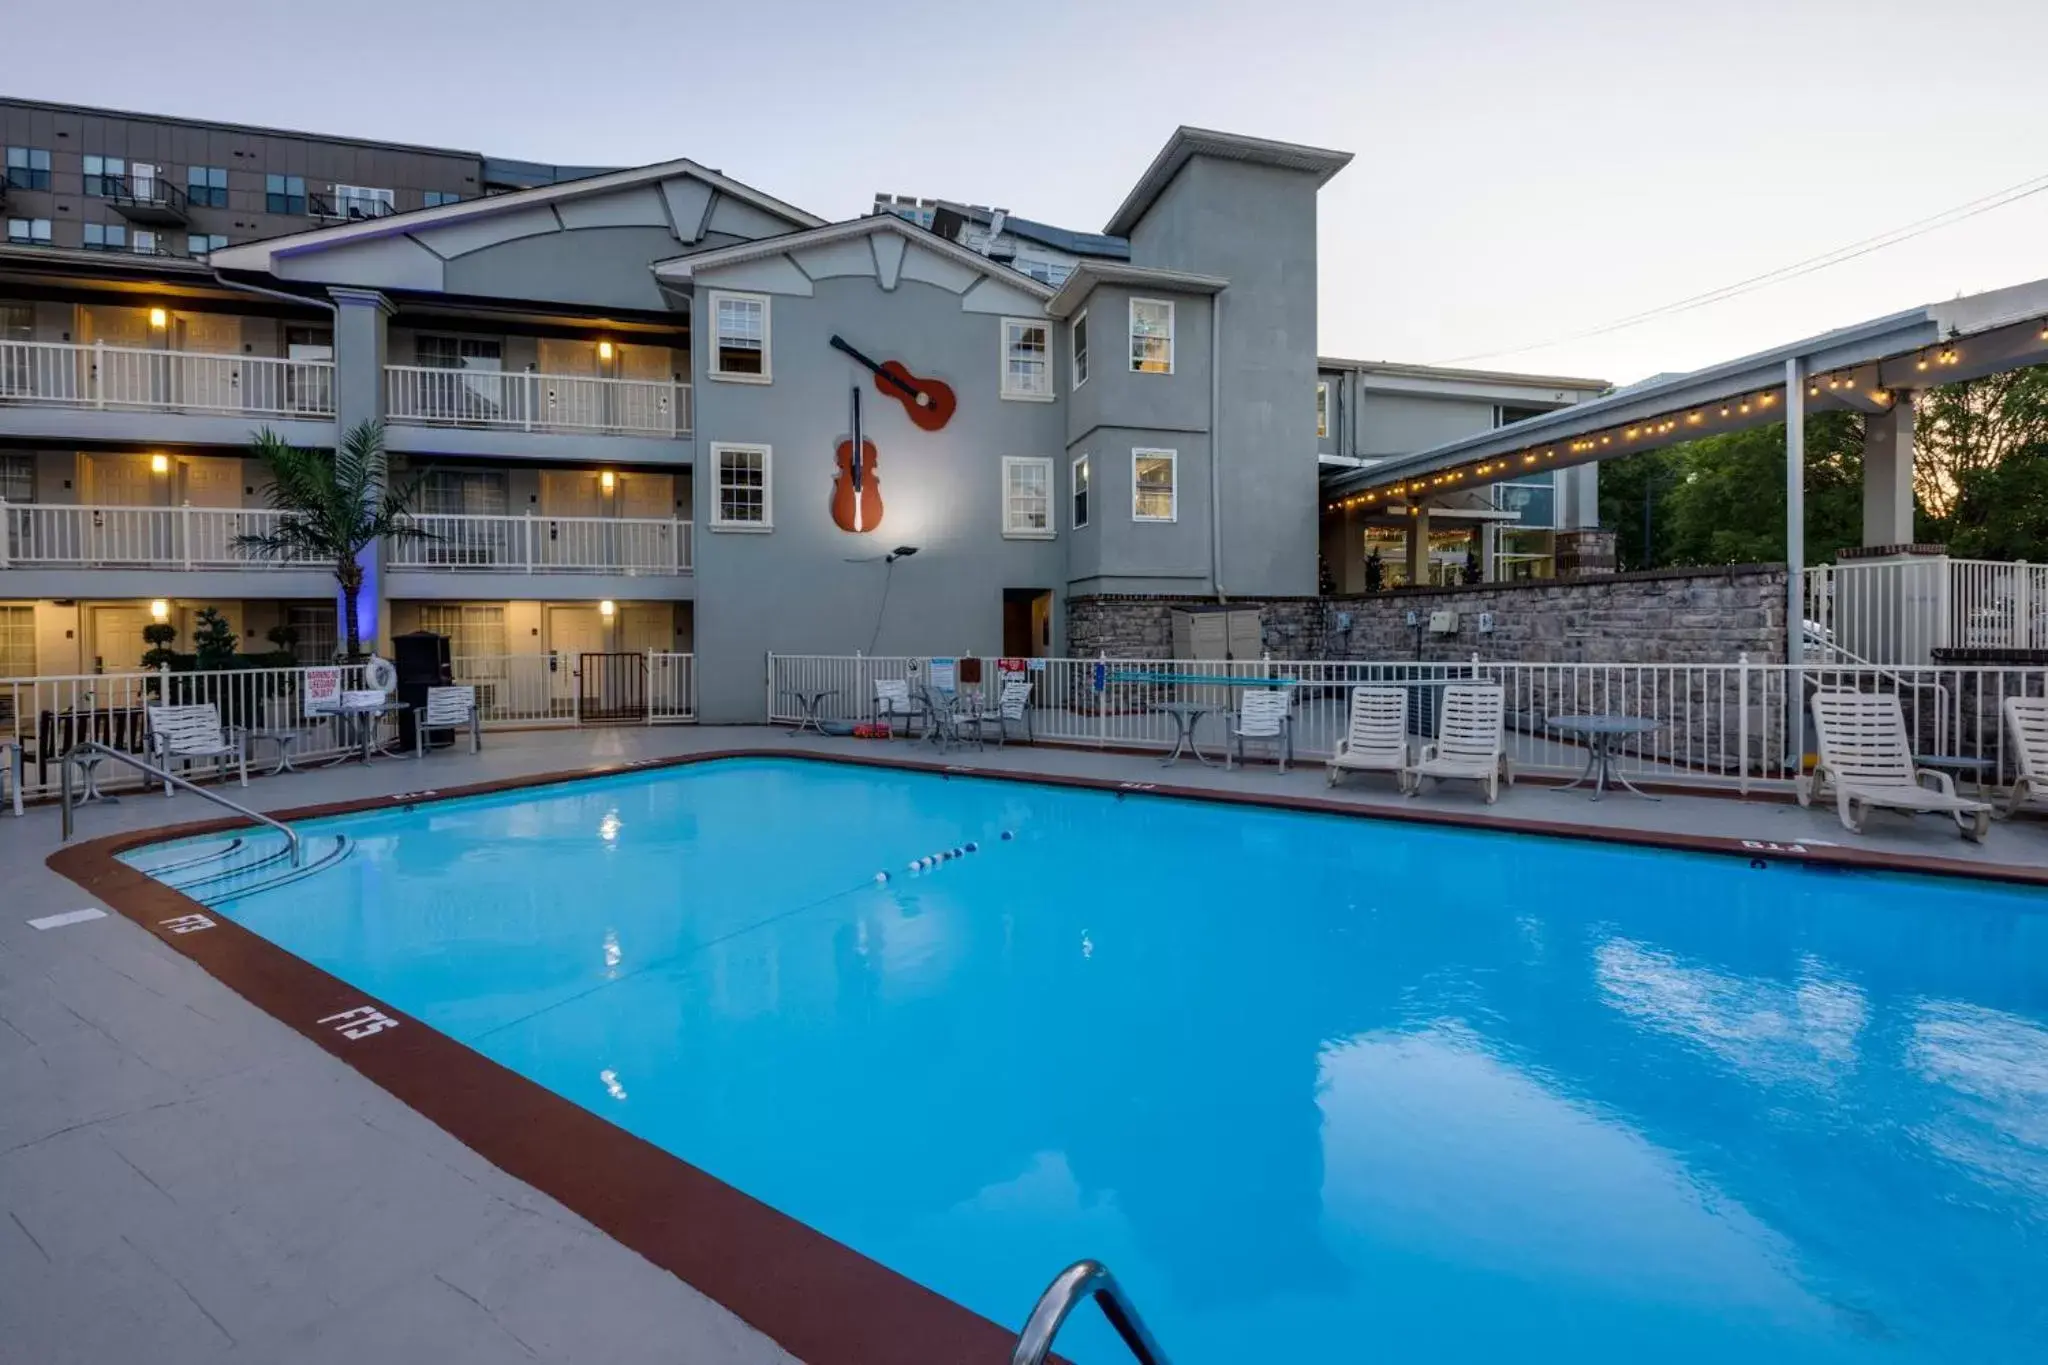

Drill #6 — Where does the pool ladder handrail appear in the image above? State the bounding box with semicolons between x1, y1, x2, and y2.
1012;1260;1170;1365
60;741;302;867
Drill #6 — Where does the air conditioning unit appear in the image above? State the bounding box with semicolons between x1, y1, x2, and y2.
1428;610;1459;634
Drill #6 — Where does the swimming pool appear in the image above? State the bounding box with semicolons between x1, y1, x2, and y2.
121;756;2048;1362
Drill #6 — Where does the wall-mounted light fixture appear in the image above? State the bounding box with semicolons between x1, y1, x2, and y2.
148;307;168;329
150;453;170;474
599;470;616;493
599;599;616;619
883;545;919;564
149;599;169;622
597;340;615;362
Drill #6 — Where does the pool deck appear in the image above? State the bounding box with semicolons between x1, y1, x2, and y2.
7;724;2048;1364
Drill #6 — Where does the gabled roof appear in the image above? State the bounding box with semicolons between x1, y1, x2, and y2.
1044;261;1229;319
651;214;1056;298
209;157;823;272
1317;357;1610;393
1104;127;1354;238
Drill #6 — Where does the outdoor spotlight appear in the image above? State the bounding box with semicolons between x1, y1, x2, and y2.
600;469;616;492
149;599;169;622
148;307;168;329
599;599;616;618
885;545;919;563
597;340;615;362
150;453;169;474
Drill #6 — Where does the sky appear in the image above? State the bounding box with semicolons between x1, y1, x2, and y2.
13;0;2048;387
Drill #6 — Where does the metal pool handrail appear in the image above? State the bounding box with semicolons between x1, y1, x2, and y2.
1012;1260;1171;1365
61;741;302;866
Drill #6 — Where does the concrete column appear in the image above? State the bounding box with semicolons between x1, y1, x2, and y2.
329;288;393;656
1405;506;1431;586
1476;521;1496;583
1862;398;1916;547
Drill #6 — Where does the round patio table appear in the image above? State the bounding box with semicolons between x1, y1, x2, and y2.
1152;701;1218;767
1549;714;1662;801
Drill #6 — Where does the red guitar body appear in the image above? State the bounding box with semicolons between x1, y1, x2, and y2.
831;437;883;533
874;361;957;432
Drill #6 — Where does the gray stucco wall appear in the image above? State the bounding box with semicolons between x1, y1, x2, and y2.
1356;391;1499;458
689;271;1068;722
442;226;690;313
1126;157;1321;598
1061;427;1213;597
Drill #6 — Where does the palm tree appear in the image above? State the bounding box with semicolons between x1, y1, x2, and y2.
233;421;433;660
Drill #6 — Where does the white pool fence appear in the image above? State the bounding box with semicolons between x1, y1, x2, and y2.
767;652;2048;796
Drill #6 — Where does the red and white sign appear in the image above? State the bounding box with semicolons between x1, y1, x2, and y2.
997;657;1029;676
304;666;342;713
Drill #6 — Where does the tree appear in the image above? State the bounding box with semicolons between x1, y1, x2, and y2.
1914;366;2048;526
233;421;432;659
192;607;237;670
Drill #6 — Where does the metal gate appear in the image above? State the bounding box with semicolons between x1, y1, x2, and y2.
577;652;646;722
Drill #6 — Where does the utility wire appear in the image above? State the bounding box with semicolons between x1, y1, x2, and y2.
1435;169;2048;365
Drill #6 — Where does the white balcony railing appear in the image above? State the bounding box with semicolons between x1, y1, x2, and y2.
387;511;693;574
384;366;692;437
0;340;337;419
0;501;321;570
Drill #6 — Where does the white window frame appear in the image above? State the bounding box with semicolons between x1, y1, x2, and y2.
1071;453;1091;529
1001;456;1055;539
1316;381;1330;439
1132;447;1178;522
708;289;772;383
1071;310;1089;390
709;442;774;531
1129;297;1174;374
999;317;1054;402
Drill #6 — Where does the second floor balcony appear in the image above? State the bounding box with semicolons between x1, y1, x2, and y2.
0;340;337;420
389;511;693;575
0;502;319;570
385;366;692;439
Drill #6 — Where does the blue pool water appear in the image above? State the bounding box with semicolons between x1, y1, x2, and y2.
127;758;2048;1362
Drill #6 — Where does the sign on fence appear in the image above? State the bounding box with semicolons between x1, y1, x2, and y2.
929;657;957;694
304;666;341;713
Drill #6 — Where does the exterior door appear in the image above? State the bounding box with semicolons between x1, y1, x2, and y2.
83;455;162;564
539;472;602;568
180;456;241;565
92;606;150;674
617;473;673;521
619;604;672;655
546;605;604;705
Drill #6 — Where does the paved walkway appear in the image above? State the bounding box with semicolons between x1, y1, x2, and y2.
6;724;2047;1363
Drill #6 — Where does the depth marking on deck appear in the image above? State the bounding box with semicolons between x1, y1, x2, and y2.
27;908;107;930
159;913;217;935
318;1005;401;1040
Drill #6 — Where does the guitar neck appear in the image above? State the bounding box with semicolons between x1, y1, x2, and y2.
830;335;922;400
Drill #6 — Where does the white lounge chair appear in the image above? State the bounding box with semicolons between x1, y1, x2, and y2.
1404;683;1511;803
144;703;248;794
1999;696;2048;817
1327;686;1408;789
415;685;481;758
1800;688;1990;841
874;678;924;739
973;677;1035;747
1227;688;1293;772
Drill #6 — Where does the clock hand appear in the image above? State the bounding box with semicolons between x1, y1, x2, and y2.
829;334;932;407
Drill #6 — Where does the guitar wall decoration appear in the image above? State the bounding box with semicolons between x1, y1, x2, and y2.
830;334;957;432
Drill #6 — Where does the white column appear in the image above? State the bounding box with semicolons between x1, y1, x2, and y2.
1405;505;1431;585
1862;398;1916;547
1785;358;1805;669
330;288;393;657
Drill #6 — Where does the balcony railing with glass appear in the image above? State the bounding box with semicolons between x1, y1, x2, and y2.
0;503;320;570
0;340;337;419
384;366;692;438
105;174;190;226
387;511;693;574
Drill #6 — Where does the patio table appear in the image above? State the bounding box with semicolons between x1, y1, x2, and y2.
1914;753;1996;800
2;739;21;817
783;688;838;738
1549;714;1662;801
324;700;410;766
1152;701;1218;767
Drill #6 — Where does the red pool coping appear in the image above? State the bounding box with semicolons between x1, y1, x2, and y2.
45;747;2048;1365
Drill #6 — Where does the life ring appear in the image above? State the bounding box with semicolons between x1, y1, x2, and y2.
364;655;399;693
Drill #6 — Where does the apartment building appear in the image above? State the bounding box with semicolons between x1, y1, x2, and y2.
2;99;1604;720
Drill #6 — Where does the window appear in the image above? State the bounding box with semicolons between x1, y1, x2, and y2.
82;222;128;251
1000;318;1052;400
187;165;229;208
131;230;159;255
419;468;509;516
1133;448;1177;521
416;604;506;660
186;233;229;257
0;605;34;679
1071;453;1090;529
7;219;53;245
5;147;51;191
1493;474;1557;530
423;190;462;208
1002;457;1054;538
331;184;395;219
0;452;33;502
709;291;769;381
83;155;125;197
265;174;306;214
416;335;502;369
1130;298;1174;373
286;604;338;665
711;444;772;529
1071;310;1089;390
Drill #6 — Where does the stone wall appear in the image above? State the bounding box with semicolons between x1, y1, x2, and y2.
1066;564;1788;664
